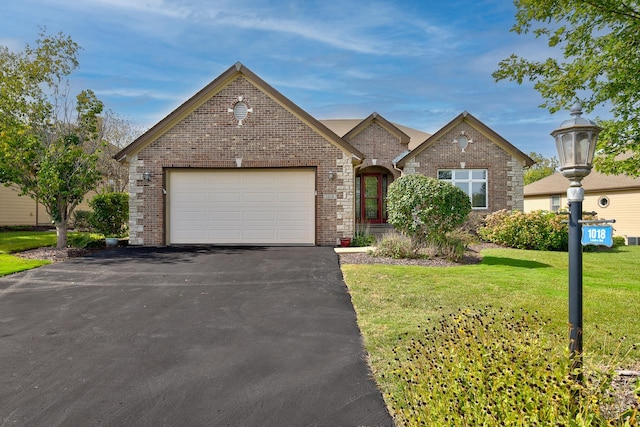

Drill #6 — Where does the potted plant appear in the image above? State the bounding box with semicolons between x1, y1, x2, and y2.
88;192;129;246
340;237;352;247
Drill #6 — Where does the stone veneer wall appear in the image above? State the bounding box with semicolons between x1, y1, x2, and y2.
128;76;354;246
405;121;525;212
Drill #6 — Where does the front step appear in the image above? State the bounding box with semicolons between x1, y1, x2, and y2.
361;223;395;240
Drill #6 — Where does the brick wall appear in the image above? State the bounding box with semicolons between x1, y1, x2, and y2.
129;76;353;246
347;122;406;178
406;121;525;212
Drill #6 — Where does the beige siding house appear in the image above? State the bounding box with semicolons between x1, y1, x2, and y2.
115;62;534;246
524;171;640;244
0;184;95;227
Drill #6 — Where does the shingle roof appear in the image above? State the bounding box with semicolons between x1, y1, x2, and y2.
524;170;640;196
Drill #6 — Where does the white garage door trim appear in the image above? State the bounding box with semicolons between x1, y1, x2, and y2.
168;168;316;245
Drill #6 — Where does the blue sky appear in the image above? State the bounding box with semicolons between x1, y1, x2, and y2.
1;0;590;158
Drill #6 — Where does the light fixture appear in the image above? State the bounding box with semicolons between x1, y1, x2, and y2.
142;172;151;181
550;103;601;382
552;103;601;189
328;170;335;180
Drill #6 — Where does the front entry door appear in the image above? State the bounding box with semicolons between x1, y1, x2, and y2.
361;173;385;223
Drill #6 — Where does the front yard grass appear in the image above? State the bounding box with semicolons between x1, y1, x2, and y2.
0;230;102;276
0;231;56;276
342;246;640;422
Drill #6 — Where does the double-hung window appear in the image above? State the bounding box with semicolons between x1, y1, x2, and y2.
550;195;561;213
438;169;488;209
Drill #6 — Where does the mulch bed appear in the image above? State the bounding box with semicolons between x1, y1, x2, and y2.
338;243;498;267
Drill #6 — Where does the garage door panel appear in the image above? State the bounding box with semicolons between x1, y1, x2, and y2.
172;192;208;203
208;211;242;221
244;192;276;202
172;211;207;222
170;169;315;244
243;229;277;240
278;192;313;203
243;211;275;221
208;192;243;203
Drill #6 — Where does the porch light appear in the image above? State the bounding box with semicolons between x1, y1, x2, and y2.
142;172;151;181
550;103;601;383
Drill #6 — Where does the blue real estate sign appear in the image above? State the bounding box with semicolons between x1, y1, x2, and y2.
581;225;613;247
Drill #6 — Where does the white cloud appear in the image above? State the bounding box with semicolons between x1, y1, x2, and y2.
94;88;178;101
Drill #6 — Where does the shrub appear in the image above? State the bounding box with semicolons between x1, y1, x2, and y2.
68;233;105;249
88;192;129;237
71;210;93;232
374;232;419;259
613;236;626;248
426;231;470;262
386;175;471;244
352;222;376;247
479;209;569;251
387;307;618;426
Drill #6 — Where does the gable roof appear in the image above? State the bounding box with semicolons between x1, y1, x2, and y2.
321;119;429;150
395;111;534;168
115;62;364;161
340;112;410;145
525;170;640;196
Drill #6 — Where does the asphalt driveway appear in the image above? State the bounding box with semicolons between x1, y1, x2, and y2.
0;246;392;426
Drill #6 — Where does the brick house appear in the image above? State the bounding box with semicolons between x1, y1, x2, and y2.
115;63;533;246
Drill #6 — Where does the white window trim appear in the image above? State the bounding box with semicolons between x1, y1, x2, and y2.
437;169;488;210
550;195;561;213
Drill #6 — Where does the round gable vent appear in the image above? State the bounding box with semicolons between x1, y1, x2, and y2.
233;102;248;121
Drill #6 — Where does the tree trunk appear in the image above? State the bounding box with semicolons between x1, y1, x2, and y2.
55;220;68;249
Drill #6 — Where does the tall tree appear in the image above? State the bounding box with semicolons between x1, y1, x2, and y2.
0;30;105;248
98;111;142;192
524;152;559;185
493;0;640;176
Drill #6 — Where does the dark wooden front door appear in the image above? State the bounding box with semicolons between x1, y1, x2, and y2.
360;173;385;223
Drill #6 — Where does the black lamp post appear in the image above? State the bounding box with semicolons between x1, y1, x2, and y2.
550;104;601;378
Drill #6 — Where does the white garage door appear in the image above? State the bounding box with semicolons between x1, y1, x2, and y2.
168;169;315;245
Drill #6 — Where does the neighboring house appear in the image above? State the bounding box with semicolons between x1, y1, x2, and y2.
115;62;533;246
0;141;127;227
524;171;640;244
0;184;96;227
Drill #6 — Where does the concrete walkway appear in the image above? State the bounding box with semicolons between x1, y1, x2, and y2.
0;246;393;426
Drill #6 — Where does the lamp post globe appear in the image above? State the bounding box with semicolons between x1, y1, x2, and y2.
550;103;601;381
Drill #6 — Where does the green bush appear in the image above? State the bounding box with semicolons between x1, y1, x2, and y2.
374;232;419;259
71;210;94;232
479;209;569;251
88;192;129;237
386;175;471;244
613;236;626;248
387;307;619;426
68;233;105;249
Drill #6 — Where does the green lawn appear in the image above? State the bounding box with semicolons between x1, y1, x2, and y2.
0;230;58;253
342;246;640;381
0;231;58;276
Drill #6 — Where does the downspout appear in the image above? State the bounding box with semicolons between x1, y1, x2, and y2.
392;161;403;176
